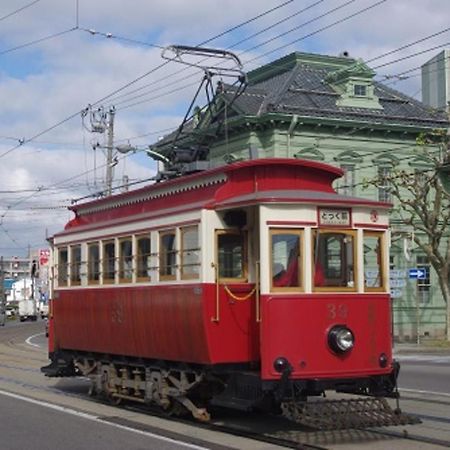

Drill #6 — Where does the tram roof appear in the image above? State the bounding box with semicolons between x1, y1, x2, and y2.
59;158;390;234
69;158;343;214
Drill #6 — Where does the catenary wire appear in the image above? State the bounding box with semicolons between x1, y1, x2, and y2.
0;2;446;236
0;0;41;22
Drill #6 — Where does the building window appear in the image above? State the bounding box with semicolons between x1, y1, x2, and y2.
181;226;200;279
417;255;431;304
378;166;392;202
313;230;356;290
363;231;385;291
57;247;68;287
354;84;367;96
119;237;133;283
70;245;81;286
159;230;177;280
103;240;115;284
87;242;100;285
339;164;355;196
217;230;246;280
270;229;302;290
136;234;151;281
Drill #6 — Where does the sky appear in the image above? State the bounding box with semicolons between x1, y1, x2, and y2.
0;0;449;257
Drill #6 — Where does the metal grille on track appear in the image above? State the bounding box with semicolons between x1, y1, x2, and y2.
281;397;421;430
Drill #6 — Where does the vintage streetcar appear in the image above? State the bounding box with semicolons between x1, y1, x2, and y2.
42;157;415;429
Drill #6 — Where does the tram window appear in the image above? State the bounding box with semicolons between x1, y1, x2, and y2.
313;231;356;289
159;230;177;280
57;247;68;286
136;235;151;281
103;240;115;284
363;232;385;291
217;230;246;280
70;245;81;286
119;237;133;283
270;229;302;290
181;226;200;279
87;242;100;285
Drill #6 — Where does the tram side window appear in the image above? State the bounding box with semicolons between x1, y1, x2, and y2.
136;235;151;281
159;230;177;280
88;242;100;285
181;226;200;279
313;231;356;289
103;240;115;284
363;232;385;291
217;230;246;280
270;229;302;290
57;247;68;286
119;237;133;282
70;245;81;286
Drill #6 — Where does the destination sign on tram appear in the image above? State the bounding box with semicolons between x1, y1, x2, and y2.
318;208;351;226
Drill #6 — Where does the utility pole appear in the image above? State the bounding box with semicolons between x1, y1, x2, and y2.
105;107;115;196
81;105;116;196
0;257;5;324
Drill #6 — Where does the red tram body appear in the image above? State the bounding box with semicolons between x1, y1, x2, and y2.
43;158;399;424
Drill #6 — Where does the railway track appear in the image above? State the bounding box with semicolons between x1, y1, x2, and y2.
1;323;450;449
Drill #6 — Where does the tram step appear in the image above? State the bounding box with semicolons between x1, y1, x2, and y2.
281;397;421;430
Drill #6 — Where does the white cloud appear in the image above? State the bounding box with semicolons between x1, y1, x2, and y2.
1;0;450;255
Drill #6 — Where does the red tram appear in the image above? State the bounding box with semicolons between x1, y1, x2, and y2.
42;158;404;428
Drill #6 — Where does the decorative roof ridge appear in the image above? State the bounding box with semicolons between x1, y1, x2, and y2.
248;51;358;84
325;59;376;84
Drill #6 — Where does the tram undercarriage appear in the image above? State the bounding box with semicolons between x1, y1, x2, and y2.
42;351;419;430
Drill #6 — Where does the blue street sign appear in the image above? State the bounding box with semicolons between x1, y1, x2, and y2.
408;268;426;279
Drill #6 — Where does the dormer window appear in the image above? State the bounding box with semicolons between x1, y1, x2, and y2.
354;84;367;97
325;59;383;110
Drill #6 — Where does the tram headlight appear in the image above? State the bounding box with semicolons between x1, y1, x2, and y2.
328;325;355;354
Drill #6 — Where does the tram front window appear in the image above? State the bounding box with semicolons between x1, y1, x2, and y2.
217;231;246;280
313;231;356;289
270;229;302;290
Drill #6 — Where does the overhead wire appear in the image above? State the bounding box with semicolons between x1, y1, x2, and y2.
1;1;448;242
105;0;326;105
0;0;41;22
113;0;388;112
114;0;368;111
0;27;78;56
0;0;296;163
110;0;359;109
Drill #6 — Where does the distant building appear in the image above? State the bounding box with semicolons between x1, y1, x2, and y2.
422;49;450;112
1;250;50;299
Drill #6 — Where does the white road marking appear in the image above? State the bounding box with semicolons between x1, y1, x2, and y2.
0;389;209;449
395;354;450;364
400;387;450;398
25;332;45;348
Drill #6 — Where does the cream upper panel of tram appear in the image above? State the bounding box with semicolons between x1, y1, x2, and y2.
261;204;318;226
53;210;202;246
351;207;389;229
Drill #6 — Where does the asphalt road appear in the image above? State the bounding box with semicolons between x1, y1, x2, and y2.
1;319;450;450
398;355;450;394
0;391;211;450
